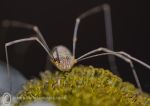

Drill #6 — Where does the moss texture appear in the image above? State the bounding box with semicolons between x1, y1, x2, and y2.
15;66;150;106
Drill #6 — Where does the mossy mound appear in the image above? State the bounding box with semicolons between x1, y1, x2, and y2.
16;66;150;106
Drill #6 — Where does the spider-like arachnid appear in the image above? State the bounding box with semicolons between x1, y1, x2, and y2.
1;4;150;93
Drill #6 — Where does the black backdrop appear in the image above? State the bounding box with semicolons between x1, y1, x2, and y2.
0;0;150;92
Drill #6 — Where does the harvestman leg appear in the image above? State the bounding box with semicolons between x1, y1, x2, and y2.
77;47;150;91
78;52;141;90
5;37;52;94
1;20;50;52
118;51;150;69
77;47;150;70
1;20;55;69
72;4;118;75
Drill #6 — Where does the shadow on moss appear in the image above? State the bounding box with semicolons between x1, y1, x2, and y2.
16;66;150;106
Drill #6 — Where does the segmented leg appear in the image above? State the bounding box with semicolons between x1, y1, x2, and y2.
5;37;52;94
1;20;50;52
72;4;118;74
77;47;150;91
118;51;150;69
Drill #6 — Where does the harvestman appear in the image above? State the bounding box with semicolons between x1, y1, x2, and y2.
1;4;150;93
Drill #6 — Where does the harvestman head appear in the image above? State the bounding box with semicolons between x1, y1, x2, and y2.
1;4;150;94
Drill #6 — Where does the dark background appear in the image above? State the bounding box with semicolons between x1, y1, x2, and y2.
0;0;150;93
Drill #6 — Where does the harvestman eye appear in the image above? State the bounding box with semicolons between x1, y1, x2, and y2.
1;4;150;95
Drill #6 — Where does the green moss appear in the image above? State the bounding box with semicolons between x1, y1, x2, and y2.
15;66;150;106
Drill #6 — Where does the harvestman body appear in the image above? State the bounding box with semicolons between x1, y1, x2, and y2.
1;4;150;93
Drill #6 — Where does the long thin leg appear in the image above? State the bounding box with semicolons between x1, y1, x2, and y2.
72;4;118;75
78;52;142;90
78;50;143;90
5;37;52;94
1;20;50;52
77;47;150;70
77;47;150;91
118;51;150;69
